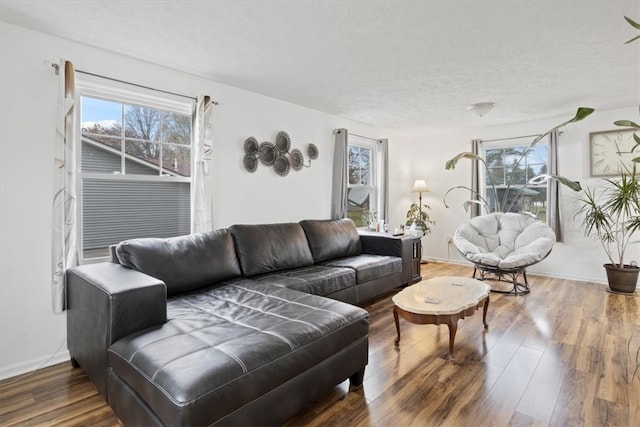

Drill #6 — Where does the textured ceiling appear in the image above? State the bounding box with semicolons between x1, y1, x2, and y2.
1;1;639;133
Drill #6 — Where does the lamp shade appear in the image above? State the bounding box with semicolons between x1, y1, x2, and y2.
412;179;429;193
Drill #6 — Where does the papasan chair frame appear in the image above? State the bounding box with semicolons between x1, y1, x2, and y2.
453;212;556;295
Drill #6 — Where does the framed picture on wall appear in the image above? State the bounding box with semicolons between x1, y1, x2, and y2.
589;128;638;177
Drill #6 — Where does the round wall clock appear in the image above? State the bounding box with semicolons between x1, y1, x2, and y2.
590;128;638;177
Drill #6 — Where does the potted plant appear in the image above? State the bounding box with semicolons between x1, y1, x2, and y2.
405;202;434;237
361;210;377;231
574;163;640;294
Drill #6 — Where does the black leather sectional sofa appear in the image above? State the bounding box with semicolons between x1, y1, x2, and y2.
66;219;414;426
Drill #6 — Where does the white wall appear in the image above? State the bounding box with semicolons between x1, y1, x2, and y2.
387;107;640;284
0;22;385;379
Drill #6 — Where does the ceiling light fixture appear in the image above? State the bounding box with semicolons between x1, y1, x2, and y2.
467;102;496;117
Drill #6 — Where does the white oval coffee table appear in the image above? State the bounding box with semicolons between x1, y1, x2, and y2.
392;276;491;361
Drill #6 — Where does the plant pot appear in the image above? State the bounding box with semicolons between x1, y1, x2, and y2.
604;263;639;294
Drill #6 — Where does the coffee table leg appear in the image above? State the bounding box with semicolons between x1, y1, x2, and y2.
482;296;490;329
446;316;457;360
393;306;401;346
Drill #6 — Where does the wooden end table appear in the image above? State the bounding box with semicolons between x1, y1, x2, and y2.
392;276;490;361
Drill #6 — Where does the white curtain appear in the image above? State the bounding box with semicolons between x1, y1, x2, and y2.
192;95;214;233
331;128;348;219
51;60;78;313
548;130;563;241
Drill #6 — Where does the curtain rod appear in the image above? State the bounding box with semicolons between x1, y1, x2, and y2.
75;69;219;105
479;130;563;144
479;133;541;143
349;132;381;142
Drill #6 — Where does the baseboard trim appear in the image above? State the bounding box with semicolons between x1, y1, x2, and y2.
0;348;70;381
425;257;608;286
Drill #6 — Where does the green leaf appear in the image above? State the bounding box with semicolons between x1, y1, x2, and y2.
553;175;582;191
624;16;640;30
445;152;483;170
568;107;595;123
625;34;640;44
624;17;640;44
527;109;592;150
614;119;640;128
528;107;594;149
462;200;487;213
528;174;582;191
634;133;640;146
633;156;640;163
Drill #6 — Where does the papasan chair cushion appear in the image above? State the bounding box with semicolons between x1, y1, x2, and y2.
453;212;556;294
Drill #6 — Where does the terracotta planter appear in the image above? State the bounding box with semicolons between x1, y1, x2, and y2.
604;263;640;294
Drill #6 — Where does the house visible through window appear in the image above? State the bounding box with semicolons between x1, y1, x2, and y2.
77;76;194;261
484;141;549;221
347;136;380;227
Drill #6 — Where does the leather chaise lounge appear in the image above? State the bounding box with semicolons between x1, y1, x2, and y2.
66;219;414;426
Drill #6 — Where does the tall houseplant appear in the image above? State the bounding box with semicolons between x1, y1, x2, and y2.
444;107;594;213
575;164;640;293
573;16;640;294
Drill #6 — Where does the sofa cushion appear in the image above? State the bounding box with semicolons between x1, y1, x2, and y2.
115;229;241;296
299;219;362;263
108;280;369;427
253;265;356;296
230;223;314;276
322;254;402;284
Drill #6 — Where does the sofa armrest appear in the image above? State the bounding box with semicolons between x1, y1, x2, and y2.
359;233;414;285
67;262;167;398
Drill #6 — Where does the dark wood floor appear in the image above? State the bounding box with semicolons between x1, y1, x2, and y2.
1;263;638;426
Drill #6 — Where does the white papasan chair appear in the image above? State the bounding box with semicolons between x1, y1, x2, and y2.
453;212;556;295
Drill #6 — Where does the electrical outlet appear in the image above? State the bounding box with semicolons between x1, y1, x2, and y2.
446;235;453;245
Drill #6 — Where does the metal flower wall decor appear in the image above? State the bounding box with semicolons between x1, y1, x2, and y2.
243;131;318;176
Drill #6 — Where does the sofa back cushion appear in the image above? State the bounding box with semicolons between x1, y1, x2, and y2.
230;223;314;276
115;229;242;296
299;219;362;263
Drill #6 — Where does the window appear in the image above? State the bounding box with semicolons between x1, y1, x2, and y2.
483;141;549;220
77;76;194;261
347;136;382;227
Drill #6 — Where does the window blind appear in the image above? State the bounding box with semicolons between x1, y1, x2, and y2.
82;179;190;250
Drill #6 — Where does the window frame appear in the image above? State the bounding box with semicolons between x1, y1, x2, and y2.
347;135;383;227
75;75;194;264
481;137;550;219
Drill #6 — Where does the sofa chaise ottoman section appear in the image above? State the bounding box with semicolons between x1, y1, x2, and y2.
107;282;369;426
